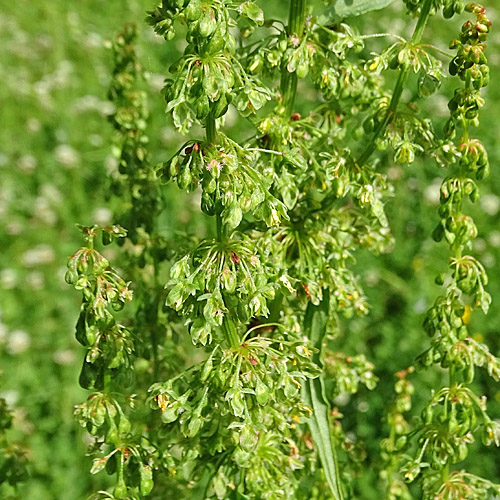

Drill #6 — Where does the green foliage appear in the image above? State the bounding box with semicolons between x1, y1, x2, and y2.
1;0;500;499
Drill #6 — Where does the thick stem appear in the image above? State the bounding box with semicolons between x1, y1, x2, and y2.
281;0;307;117
206;114;217;144
356;0;433;166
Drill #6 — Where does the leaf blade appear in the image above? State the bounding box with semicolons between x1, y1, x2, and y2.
302;291;344;500
318;0;396;25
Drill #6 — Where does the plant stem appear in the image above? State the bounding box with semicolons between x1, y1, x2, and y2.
356;0;434;165
222;316;240;350
104;372;112;393
281;0;307;117
206;113;217;144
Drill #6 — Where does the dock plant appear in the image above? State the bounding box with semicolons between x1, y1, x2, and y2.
66;1;499;498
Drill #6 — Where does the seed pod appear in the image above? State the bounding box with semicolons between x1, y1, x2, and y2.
222;204;243;230
255;377;269;405
201;190;216;216
118;415;131;435
140;464;154;495
177;164;193;190
205;27;226;54
79;360;101;390
417;71;441;97
296;62;309;79
198;10;216;38
113;478;128;499
195;94;210;120
185;0;202;21
239;423;258;452
212;94;229;118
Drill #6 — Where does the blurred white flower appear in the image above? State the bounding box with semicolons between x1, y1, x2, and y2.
88;134;103;147
93;207;112;226
0;390;19;407
26;118;41;132
423;178;442;205
55;144;80;168
6;222;22;235
53;349;76;366
0;269;17;289
22;244;55;267
7;330;31;354
84;32;103;49
33;197;57;225
480;194;500;216
40;183;63;205
26;271;45;290
488;230;500;248
17;154;37;172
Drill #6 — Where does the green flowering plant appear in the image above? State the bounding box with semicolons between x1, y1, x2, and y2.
65;1;499;499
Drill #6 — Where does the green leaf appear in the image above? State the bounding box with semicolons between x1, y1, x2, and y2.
318;0;396;25
239;2;265;25
302;291;344;500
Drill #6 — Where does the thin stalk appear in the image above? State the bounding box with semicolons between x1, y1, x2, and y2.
356;0;434;166
281;0;307;117
104;372;112;393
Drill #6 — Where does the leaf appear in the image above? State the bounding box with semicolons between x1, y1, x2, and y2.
302;291;344;500
318;0;396;25
191;465;215;500
239;2;264;25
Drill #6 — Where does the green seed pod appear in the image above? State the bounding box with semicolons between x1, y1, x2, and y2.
239;423;258;452
201;190;216;216
161;404;180;424
222;204;243;230
205;27;226;54
431;223;444;242
417;72;441;97
434;273;445;286
168;154;180;179
198;11;216;38
296;62;309;79
140;464;154;495
212;94;229;118
195;94;210;120
178;164;193;190
228;389;245;417
185;0;202;21
113;478;128;499
79;360;101;390
255;377;269;405
118;415;131;435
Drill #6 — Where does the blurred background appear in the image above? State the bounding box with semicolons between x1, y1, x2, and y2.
0;1;499;498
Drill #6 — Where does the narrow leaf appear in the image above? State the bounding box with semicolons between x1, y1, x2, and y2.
302;291;343;500
318;0;396;25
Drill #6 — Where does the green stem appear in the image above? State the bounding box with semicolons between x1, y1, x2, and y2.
104;372;112;393
206;114;217;144
222;317;240;350
356;0;434;166
281;0;307;117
